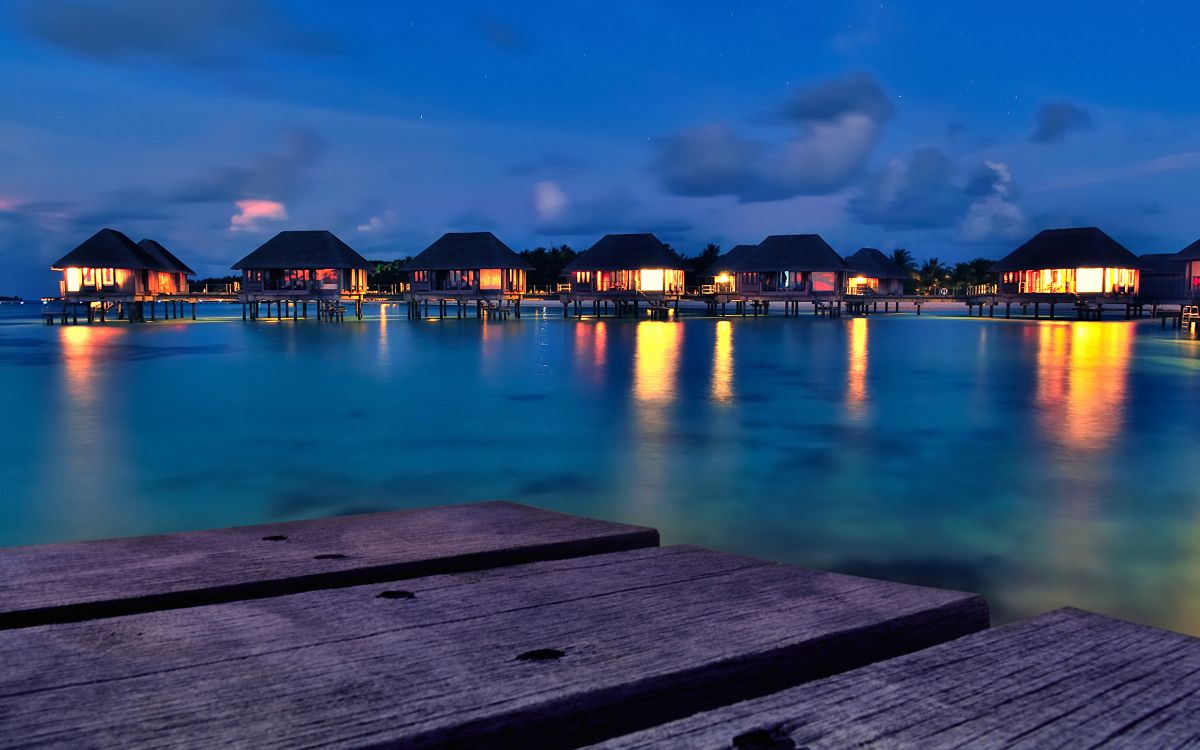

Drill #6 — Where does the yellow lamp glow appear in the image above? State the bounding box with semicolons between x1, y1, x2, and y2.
480;269;502;290
639;268;665;292
64;267;82;293
1076;268;1103;294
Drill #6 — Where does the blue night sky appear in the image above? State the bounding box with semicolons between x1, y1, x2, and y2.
1;1;1198;295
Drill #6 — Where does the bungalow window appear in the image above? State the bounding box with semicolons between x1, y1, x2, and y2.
811;272;836;293
1076;268;1104;294
480;269;502;290
82;268;96;288
101;268;114;287
65;268;82;293
640;269;665;292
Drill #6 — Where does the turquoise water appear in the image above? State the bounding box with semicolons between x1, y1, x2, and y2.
1;302;1198;633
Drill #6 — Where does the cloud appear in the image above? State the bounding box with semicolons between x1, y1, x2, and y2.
19;0;341;70
531;184;692;236
1032;151;1200;193
773;73;894;123
230;199;287;231
1030;100;1094;143
960;161;1025;241
850;148;1025;240
174;129;322;203
849;148;966;229
655;73;894;202
533;181;569;222
356;210;400;234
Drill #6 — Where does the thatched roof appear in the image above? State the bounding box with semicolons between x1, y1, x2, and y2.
138;239;195;276
1139;253;1187;273
846;247;909;280
562;233;685;273
704;244;755;276
404;232;533;271
51;228;169;271
990;228;1139;273
730;235;850;273
231;231;371;270
1178;238;1200;260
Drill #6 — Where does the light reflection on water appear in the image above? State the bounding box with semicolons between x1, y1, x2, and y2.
846;316;868;418
0;307;1199;635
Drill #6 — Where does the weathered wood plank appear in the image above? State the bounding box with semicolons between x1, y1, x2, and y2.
0;545;987;749
595;607;1200;749
0;501;658;629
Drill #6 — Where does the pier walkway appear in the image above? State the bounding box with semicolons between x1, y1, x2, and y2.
0;502;1195;747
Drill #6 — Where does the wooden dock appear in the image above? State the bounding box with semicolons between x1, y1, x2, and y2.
0;502;1195;748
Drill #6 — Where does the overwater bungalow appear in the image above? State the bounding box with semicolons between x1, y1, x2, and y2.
703;245;755;293
232;230;371;321
52;229;192;299
845;247;909;296
1179;239;1200;299
48;228;196;323
559;233;686;317
136;239;196;293
562;233;686;296
729;234;850;297
404;232;532;319
1138;253;1187;302
991;228;1140;298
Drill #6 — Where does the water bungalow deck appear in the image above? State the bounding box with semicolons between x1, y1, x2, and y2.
961;293;1150;320
0;502;1195;748
41;294;199;324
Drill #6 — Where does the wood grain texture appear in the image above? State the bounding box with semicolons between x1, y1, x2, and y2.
595;607;1200;750
0;501;658;629
0;545;987;749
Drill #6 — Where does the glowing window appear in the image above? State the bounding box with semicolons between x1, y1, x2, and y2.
65;268;82;292
1076;268;1103;293
480;269;502;289
811;272;836;292
640;268;665;292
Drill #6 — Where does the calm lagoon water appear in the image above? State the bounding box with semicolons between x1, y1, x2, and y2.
1;302;1198;633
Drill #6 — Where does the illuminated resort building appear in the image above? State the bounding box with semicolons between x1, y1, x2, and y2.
992;228;1141;298
405;232;533;318
49;228;195;323
563;233;686;295
232;230;372;321
1179;239;1200;299
704;245;755;293
723;234;850;297
1138;253;1188;302
53;229;193;299
558;233;685;318
844;247;909;296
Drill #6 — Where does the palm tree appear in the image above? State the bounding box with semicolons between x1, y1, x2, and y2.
950;262;974;295
890;248;919;293
890;248;918;276
917;258;950;295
